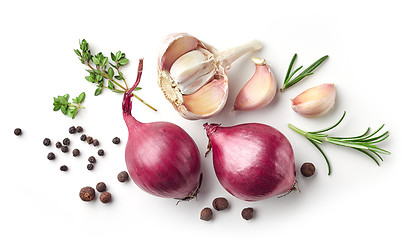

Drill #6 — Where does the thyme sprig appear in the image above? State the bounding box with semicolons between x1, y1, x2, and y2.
288;111;391;175
74;39;156;111
281;54;328;91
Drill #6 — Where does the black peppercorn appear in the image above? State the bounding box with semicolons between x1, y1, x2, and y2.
43;138;51;146
241;207;254;220
76;126;83;133
69;126;77;134
96;182;107;192
61;145;69;153
200;207;213;221
72;149;80;157
63;138;70;146
14;128;22;136
47;152;56;160
97;149;105;156
88;156;96;164
55;141;62;148
93;139;99;146
60;165;68;171
301;162;316;177
112;137;120;144
100;192;112;203
80;134;87;141
212;197;229;211
86;136;93;144
87;163;94;170
117;171;129;182
79;186;95;201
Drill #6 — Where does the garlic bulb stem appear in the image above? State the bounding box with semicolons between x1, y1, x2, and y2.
217;40;262;70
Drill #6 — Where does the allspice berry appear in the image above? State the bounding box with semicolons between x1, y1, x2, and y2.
93;139;100;146
117;171;129;182
301;162;316;177
86;136;93;144
241;207;254;220
212;197;229;211
55;141;62;148
72;149;80;157
97;149;105;156
76;126;83;133
14;128;22;136
43;138;51;146
79;186;95;201
200;207;213;221
100;192;112;203
63;138;70;146
96;182;107;192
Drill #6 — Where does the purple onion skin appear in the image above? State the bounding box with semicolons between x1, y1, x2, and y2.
204;123;295;201
122;60;201;199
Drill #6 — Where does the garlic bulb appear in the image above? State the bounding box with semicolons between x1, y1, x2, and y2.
158;33;262;120
291;83;336;118
233;57;277;111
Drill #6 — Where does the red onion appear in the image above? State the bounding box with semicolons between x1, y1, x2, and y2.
123;59;202;200
204;123;296;201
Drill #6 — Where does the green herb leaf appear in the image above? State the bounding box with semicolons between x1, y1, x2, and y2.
107;68;114;79
101;57;108;66
111;52;116;61
58;96;68;105
92;56;100;65
116;51;122;60
108;80;115;90
94;87;102;96
53;105;61;111
74;49;82;57
119;58;129;66
85;75;95;83
61;105;68;115
78;92;85;103
95;74;103;82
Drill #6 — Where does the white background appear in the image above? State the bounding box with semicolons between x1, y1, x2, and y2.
1;0;402;239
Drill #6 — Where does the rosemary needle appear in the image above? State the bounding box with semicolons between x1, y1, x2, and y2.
288;111;391;175
281;54;328;91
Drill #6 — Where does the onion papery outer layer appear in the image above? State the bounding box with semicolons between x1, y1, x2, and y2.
204;123;296;201
123;59;202;199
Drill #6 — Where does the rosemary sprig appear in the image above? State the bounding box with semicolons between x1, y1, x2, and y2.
280;54;328;91
74;39;157;112
288;111;391;175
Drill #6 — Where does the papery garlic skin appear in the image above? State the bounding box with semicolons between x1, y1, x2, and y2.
158;33;262;120
233;57;277;111
291;83;336;118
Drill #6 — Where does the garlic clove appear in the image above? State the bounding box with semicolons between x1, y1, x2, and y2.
170;48;217;95
158;33;262;120
233;57;277;111
291;83;336;118
183;79;228;117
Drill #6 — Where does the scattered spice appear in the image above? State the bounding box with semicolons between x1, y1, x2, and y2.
72;149;80;157
63;138;70;146
112;137;121;144
56;141;62;148
100;192;112;203
43;138;51;146
212;197;229;211
241;207;254;220
14;128;22;136
301;162;315;177
200;207;213;221
79;186;95;201
87;163;94;170
117;171;129;182
86;136;93;144
76;126;83;133
69;126;77;134
93;139;100;146
80;134;87;141
88;156;96;164
47;152;56;160
97;149;105;156
61;145;69;153
96;182;107;192
60;165;68;171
